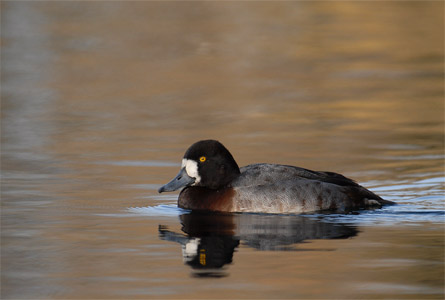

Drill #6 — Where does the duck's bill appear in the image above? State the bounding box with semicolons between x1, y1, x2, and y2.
158;168;195;193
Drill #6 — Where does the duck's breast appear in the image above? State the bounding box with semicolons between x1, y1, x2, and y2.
178;186;235;212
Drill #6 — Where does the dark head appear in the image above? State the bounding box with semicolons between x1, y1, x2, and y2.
158;140;241;193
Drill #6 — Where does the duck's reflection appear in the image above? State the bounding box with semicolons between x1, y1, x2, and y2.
159;212;358;277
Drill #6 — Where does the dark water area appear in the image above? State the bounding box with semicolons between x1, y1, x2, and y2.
1;1;444;299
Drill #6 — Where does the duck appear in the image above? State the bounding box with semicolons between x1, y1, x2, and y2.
158;140;394;214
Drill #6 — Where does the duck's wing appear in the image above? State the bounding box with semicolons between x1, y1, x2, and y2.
233;164;393;213
237;163;360;187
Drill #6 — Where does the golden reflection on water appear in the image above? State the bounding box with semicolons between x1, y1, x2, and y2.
1;1;444;299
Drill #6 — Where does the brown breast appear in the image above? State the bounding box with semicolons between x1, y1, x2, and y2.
178;187;235;212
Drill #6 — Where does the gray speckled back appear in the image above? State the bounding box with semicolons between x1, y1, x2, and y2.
230;163;382;214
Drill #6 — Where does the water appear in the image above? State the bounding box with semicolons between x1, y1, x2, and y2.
1;1;444;299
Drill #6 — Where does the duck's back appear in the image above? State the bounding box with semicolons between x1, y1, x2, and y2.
230;163;388;213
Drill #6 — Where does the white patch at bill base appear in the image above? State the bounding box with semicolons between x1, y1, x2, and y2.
181;159;201;184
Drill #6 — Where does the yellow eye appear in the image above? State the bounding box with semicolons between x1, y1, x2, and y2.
199;156;206;163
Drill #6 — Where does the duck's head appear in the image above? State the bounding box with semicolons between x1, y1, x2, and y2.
158;140;240;193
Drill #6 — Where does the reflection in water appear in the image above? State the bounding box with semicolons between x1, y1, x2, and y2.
159;212;357;277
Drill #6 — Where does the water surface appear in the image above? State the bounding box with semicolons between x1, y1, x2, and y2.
2;2;444;299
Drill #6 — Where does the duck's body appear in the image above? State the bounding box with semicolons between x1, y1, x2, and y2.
159;140;394;214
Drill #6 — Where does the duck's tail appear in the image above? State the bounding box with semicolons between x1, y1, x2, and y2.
376;198;396;206
346;185;396;208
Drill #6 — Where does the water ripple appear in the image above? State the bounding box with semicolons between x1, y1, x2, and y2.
96;160;179;167
128;204;188;217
